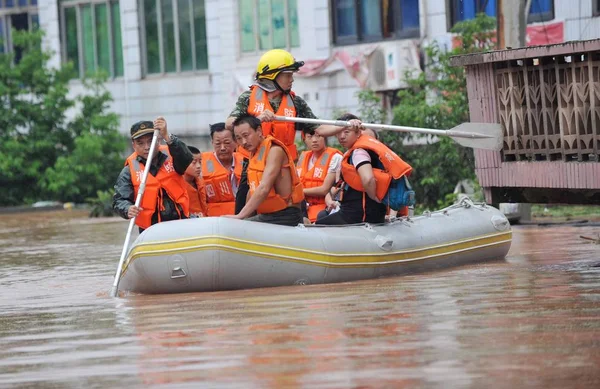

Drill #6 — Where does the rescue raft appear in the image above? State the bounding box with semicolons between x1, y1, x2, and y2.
116;198;512;295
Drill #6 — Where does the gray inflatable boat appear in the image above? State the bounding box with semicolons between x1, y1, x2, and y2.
116;198;512;295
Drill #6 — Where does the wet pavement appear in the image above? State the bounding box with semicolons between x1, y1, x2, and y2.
0;210;599;388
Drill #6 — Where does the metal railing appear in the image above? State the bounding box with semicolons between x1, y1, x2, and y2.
495;51;600;162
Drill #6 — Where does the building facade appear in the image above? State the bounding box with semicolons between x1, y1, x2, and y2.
0;0;595;146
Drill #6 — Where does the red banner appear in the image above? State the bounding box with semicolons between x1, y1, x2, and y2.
451;20;564;49
526;21;564;46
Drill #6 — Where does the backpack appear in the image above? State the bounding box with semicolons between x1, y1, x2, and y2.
352;152;416;211
382;175;416;211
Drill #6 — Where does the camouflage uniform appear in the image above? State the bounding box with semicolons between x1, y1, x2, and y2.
228;90;319;132
112;135;193;231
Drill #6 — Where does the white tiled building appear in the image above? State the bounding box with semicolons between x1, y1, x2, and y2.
1;0;598;147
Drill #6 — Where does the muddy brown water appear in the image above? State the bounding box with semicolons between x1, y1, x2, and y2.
0;210;599;388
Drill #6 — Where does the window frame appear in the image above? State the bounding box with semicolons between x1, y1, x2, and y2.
0;0;39;54
0;0;38;7
59;0;121;79
446;0;497;30
330;0;420;46
238;0;299;54
526;0;554;23
139;0;208;76
446;0;555;30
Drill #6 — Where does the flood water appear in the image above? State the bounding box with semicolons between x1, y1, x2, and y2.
0;210;599;388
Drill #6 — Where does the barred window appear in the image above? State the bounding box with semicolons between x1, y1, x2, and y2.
239;0;300;53
331;0;420;45
60;0;123;78
140;0;208;74
0;0;39;58
448;0;554;29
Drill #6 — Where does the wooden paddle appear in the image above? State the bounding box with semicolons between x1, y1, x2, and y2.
109;129;160;298
274;116;503;151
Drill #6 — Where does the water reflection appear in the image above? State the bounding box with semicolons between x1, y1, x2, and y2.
0;211;599;387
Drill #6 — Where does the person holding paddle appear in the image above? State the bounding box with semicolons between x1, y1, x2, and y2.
225;49;318;161
112;117;193;232
316;113;413;225
226;49;318;215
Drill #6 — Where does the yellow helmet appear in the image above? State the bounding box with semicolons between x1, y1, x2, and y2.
255;49;304;80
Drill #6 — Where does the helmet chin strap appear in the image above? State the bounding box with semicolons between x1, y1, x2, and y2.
273;78;291;94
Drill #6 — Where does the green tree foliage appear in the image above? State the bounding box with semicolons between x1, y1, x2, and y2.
378;13;496;209
87;189;117;217
0;30;126;205
356;89;386;124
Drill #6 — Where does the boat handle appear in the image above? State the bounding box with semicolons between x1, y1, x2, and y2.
171;266;187;279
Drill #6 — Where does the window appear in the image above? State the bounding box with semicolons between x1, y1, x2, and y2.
0;0;39;57
594;0;600;17
448;0;494;25
527;0;553;23
331;0;420;45
239;0;300;53
448;0;554;28
140;0;208;74
60;0;123;79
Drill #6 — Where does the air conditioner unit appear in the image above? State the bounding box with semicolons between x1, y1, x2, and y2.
367;41;421;92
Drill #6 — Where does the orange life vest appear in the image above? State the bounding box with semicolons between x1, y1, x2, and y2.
297;147;342;222
186;177;208;216
236;145;251;159
201;152;244;216
126;146;190;229
340;135;412;202
247;85;298;160
247;136;305;214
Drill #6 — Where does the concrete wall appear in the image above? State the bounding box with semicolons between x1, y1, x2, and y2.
560;0;600;41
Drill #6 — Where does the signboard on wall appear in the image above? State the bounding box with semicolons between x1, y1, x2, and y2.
449;20;565;49
526;21;564;46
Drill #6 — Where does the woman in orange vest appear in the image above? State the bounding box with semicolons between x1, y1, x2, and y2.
113;117;192;232
315;114;412;225
226;114;304;226
201;123;244;216
296;128;342;222
183;146;208;217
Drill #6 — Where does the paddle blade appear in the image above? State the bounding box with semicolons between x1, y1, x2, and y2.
448;123;504;151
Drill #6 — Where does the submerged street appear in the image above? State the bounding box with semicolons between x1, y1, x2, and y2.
0;210;599;387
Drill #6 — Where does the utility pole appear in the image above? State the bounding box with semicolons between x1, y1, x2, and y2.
497;0;532;49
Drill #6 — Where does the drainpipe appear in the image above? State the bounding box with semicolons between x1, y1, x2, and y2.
120;5;131;126
419;0;427;42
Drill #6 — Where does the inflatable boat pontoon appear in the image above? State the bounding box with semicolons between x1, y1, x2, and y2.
116;198;512;295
